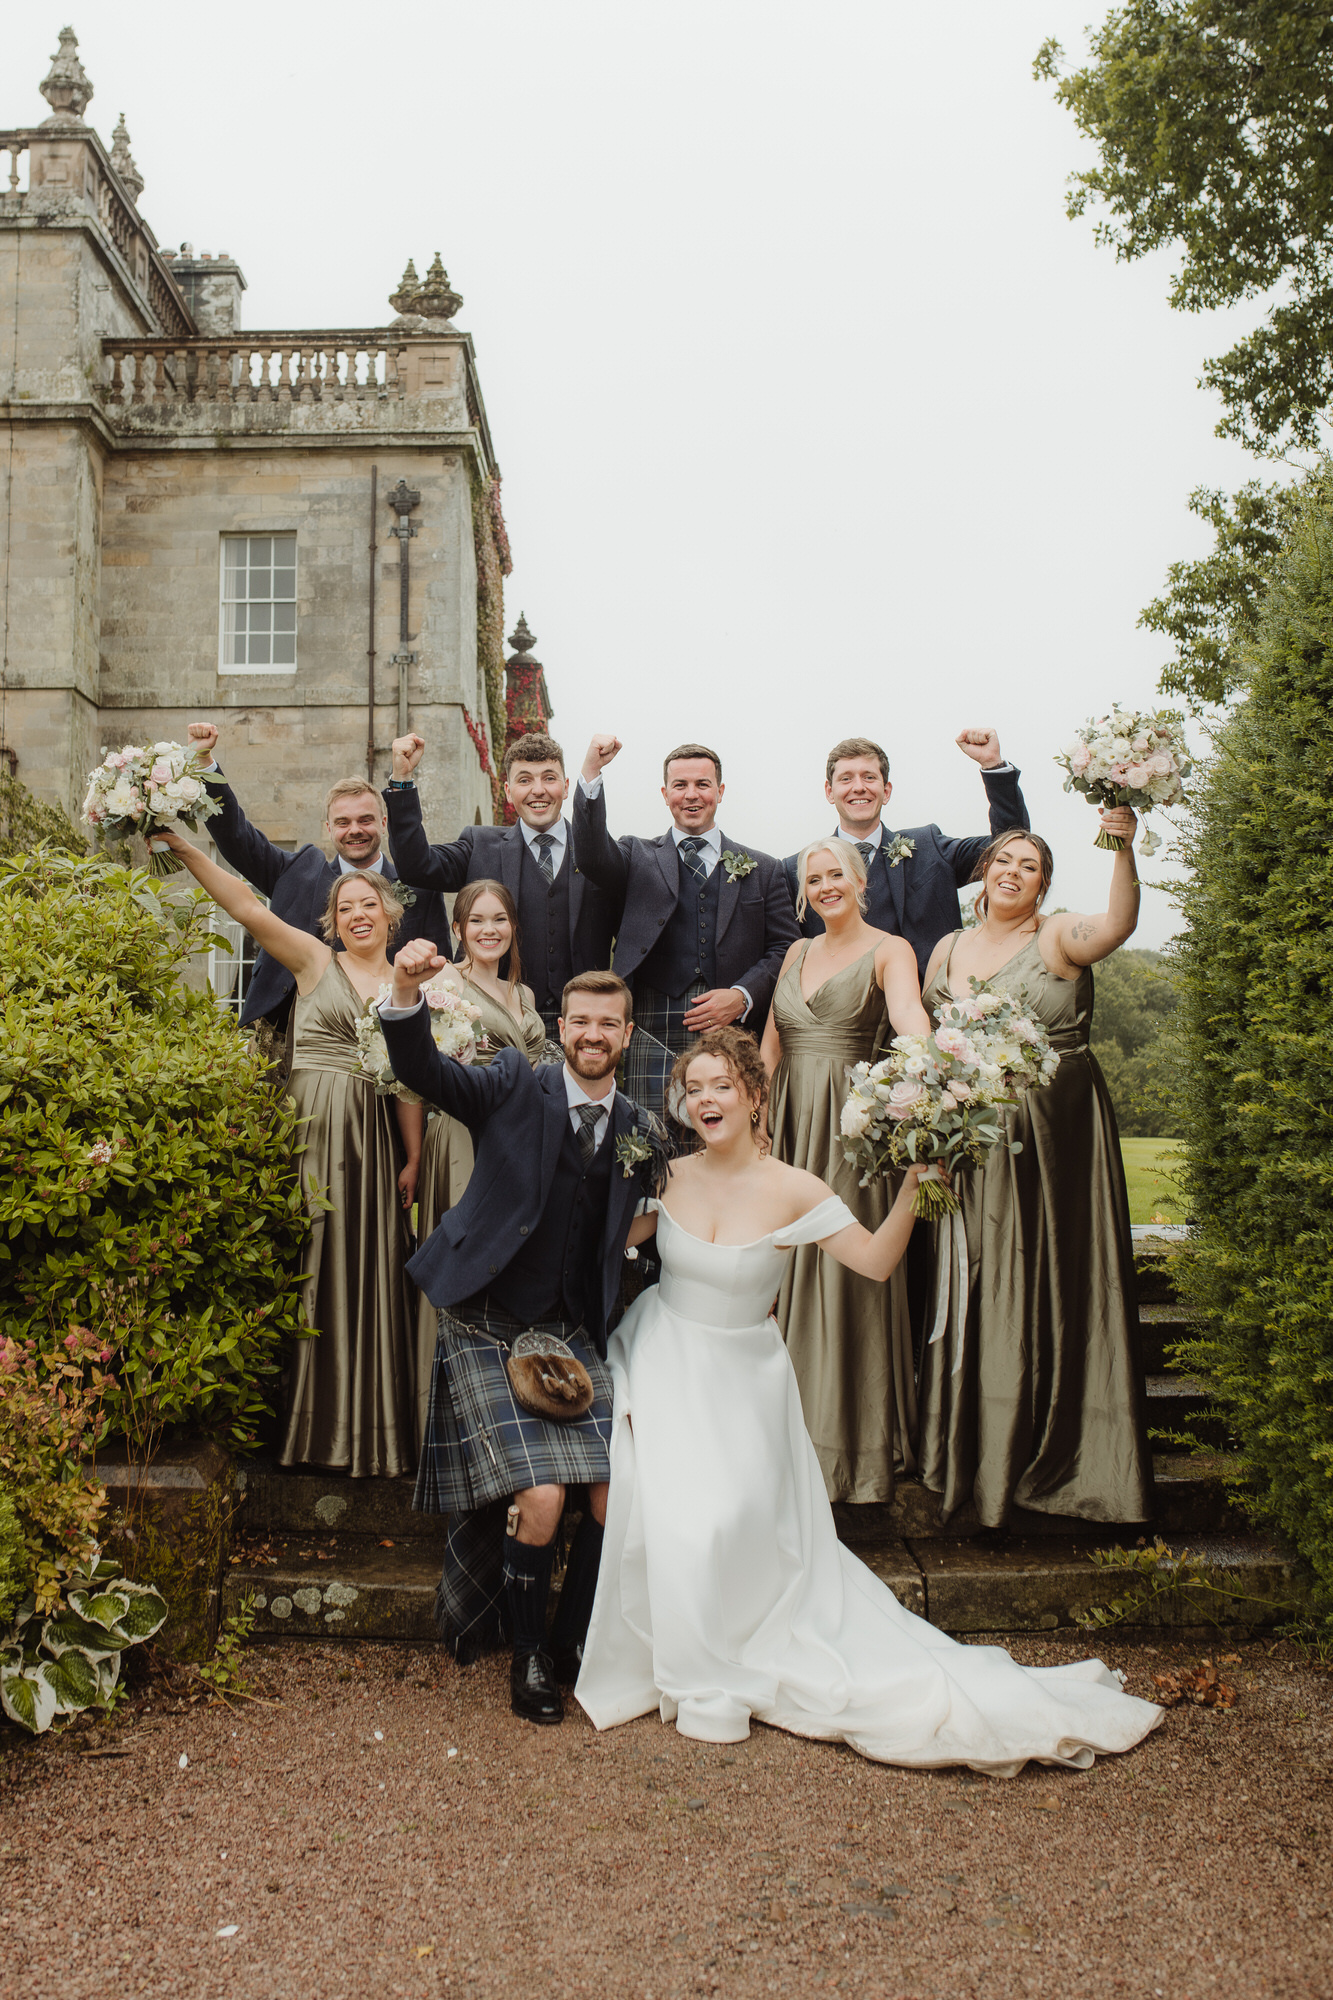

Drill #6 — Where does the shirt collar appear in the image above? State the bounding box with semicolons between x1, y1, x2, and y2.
563;1067;614;1117
670;823;721;854
519;815;568;854
337;852;386;875
836;822;882;849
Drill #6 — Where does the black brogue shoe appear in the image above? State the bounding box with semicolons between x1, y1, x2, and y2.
511;1647;563;1725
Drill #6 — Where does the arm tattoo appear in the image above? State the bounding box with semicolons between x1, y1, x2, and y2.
1070;919;1096;942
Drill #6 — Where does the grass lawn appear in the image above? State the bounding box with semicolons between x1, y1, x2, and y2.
1120;1135;1187;1225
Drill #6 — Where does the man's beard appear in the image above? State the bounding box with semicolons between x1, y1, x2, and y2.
565;1039;619;1080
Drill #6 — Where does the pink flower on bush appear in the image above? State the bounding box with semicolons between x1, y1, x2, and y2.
885;1080;927;1119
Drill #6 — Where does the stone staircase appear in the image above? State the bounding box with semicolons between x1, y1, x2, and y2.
222;1233;1308;1643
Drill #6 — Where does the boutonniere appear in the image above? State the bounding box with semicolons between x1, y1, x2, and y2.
615;1132;653;1178
721;849;757;883
882;836;915;869
394;882;418;909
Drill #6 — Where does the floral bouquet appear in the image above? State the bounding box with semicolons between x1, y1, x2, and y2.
840;982;1059;1218
1054;704;1191;857
81;741;221;876
356;977;485;1101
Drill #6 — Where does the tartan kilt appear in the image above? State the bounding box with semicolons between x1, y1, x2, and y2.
622;980;708;1121
413;1302;613;1517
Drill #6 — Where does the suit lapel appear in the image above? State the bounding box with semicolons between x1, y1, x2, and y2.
538;1065;569;1195
882;829;906;929
499;825;524;901
654;832;680;907
714;829;740;943
317;859;339;933
563;816;585;938
600;1092;638;1260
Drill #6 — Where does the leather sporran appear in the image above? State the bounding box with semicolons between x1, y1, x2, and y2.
506;1330;594;1422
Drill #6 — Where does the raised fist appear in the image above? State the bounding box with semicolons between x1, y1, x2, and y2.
955;727;1003;770
391;733;426;779
582;733;623;782
390;937;449;1010
187;722;219;763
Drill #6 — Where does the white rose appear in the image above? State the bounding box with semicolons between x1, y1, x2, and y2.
106;783;138;816
164;780;187;800
973;992;1003;1016
840;1096;875;1140
148;789;173;815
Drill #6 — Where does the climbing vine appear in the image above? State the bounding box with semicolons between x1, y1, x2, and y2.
470;466;512;819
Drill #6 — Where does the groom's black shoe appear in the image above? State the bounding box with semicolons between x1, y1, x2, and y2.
511;1647;563;1724
551;1642;583;1685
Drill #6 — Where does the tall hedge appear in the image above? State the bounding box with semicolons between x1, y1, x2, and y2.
0;850;311;1450
1172;475;1333;1606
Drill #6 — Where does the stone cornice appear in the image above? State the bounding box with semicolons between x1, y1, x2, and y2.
0;398;490;467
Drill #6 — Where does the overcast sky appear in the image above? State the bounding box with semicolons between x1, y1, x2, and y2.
15;2;1265;945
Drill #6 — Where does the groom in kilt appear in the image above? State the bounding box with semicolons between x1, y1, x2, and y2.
379;951;663;1725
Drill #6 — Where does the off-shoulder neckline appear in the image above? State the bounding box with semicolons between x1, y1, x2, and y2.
654;1195;845;1251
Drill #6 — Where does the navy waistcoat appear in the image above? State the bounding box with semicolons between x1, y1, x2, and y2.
487;1112;615;1328
636;852;722;996
516;838;574;1016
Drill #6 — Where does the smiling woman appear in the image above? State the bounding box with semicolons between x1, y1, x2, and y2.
154;826;422;1477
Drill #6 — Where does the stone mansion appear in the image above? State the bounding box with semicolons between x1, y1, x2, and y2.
0;27;552;860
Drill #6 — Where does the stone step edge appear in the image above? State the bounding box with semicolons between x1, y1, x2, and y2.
224;1531;1304;1642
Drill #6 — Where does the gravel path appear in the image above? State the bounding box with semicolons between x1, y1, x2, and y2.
2;1635;1329;2000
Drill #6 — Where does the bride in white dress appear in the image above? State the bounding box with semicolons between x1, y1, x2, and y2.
577;1027;1161;1775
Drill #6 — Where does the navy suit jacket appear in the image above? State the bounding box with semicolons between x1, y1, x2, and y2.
570;783;799;1024
782;766;1030;980
377;1017;650;1358
204;771;453;1027
383;786;619;975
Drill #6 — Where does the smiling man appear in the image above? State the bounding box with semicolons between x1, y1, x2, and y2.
570;734;798;1118
184;721;452;1030
378;957;663;1725
783;730;1031;980
385;731;620;1037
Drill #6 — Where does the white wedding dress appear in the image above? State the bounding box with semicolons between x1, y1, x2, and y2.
577;1198;1161;1774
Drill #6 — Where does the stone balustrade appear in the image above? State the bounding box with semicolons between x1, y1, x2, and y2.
101;333;410;407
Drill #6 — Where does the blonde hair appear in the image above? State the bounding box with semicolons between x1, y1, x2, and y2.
324;777;384;818
794;837;868;921
319;869;404;943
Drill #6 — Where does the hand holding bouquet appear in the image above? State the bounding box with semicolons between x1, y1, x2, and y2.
356;977;486;1100
1054;704;1190;856
81;741;221;876
840;982;1059;1217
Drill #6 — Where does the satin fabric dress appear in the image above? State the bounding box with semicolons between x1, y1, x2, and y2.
412;978;547;1452
917;929;1152;1528
281;957;415;1477
577;1198;1161;1772
768;944;915;1503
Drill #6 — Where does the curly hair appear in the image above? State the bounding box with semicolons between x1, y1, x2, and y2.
318;869;404;944
668;1026;769;1137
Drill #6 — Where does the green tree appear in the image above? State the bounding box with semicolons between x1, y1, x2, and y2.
1088;946;1181;1138
1037;5;1333;708
0;774;85;859
1170;475;1333;1606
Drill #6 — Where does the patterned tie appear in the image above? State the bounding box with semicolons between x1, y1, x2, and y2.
575;1101;602;1166
678;836;708;884
535;833;555;886
856;841;875;870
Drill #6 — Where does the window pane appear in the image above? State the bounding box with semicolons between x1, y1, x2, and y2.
250;632;271;664
249;537;271;565
273;602;296;633
272;568;295;599
250;603;272;634
223;602;244;664
224;540;246;576
248;568;270;600
272;633;296;664
273;536;296;564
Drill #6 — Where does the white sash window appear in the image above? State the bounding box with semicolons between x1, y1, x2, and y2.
220;534;297;672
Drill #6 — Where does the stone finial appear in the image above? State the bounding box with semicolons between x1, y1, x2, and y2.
389;252;463;323
40;25;94;124
507;614;537;658
109;113;144;204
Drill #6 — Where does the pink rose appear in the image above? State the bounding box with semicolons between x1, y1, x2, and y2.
933;1026;973;1061
886;1079;927;1120
1147;752;1174;776
150;759;172;786
938;1090;959;1112
1070;745;1092;774
1123;762;1151;790
1108;762;1130;784
957;998;986;1022
950;1080;973;1101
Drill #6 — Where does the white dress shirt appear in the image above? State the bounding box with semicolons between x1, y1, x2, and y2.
563;1066;613;1153
338;852;385;876
519;815;569;873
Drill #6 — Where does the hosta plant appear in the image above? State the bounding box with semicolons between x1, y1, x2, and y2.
0;1556;167;1735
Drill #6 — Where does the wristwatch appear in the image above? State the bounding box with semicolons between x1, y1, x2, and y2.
386;777;416;791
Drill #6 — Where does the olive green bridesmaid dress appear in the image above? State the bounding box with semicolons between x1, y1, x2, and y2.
412;978;548;1451
768;943;917;1505
918;930;1152;1528
281;957;415;1478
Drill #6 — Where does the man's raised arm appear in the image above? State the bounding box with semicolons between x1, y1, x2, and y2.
384;734;475;891
570;733;630;898
939;727;1030;886
378;938;511;1121
185;721;297;900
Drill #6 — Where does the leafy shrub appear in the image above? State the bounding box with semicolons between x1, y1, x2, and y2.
0;774;85;861
0;1557;167;1735
0;851;312;1451
1171;471;1333;1609
0;1493;26;1628
1088;947;1181;1138
0;1325;113;1614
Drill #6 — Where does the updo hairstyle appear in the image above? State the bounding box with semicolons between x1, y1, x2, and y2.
794;836;868;921
668;1026;770;1148
318;869;404;944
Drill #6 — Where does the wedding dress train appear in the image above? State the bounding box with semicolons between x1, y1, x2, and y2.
577;1199;1161;1774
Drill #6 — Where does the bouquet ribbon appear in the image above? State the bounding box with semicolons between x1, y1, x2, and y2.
923;1167;969;1376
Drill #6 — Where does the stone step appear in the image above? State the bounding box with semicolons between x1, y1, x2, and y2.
224;1526;1303;1644
1144;1374;1230;1451
1137;1301;1196;1371
234;1461;446;1542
